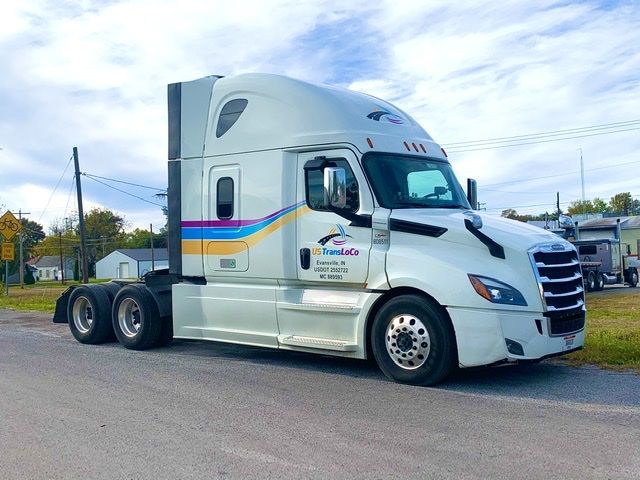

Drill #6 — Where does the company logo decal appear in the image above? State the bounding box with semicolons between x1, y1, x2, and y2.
366;109;404;125
317;224;352;246
313;225;359;256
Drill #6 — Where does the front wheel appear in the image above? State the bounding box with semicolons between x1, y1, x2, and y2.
371;295;456;386
629;268;638;288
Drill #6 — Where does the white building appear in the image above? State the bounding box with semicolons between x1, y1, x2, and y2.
28;256;74;281
95;248;169;279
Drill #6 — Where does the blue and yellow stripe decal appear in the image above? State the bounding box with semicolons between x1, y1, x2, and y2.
181;201;308;255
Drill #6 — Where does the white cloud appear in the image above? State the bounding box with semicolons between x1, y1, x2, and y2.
0;0;639;231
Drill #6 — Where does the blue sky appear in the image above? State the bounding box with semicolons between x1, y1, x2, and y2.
1;0;639;231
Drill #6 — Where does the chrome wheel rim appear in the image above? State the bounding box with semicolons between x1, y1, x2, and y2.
385;314;431;370
118;298;142;338
72;296;93;333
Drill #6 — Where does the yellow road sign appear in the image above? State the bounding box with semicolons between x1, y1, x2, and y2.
1;243;15;261
0;211;22;241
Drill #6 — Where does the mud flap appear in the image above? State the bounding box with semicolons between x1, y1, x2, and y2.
52;287;75;323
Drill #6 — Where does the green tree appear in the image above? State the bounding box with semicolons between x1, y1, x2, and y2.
592;197;609;213
6;219;45;276
567;200;594;216
76;208;127;276
501;209;520;220
609;192;634;215
123;228;167;249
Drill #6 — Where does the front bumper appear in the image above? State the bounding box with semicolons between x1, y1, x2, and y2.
447;306;585;368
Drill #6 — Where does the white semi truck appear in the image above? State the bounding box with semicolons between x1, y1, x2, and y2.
54;73;586;385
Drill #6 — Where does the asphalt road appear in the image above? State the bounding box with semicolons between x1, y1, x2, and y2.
1;309;639;480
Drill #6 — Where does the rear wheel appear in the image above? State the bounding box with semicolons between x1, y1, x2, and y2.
586;271;596;292
112;285;162;350
595;272;605;291
67;285;113;344
371;295;456;386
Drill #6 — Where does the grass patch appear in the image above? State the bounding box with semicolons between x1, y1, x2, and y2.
565;290;640;372
0;280;111;313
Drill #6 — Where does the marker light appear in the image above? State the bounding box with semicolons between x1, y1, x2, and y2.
412;142;419;152
403;141;411;151
420;144;426;153
366;137;374;148
468;274;527;306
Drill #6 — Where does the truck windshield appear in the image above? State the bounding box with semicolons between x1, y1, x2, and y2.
362;153;471;209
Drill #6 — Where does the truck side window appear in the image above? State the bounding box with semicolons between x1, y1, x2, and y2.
578;245;597;255
306;160;359;212
217;177;234;219
216;99;248;138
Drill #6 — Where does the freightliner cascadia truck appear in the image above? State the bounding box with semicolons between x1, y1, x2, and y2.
54;73;586;385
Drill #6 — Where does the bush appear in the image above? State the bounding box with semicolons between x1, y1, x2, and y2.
24;268;35;285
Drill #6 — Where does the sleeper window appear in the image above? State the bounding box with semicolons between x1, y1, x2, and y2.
217;177;234;219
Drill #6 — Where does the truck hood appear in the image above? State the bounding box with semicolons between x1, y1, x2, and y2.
390;209;569;253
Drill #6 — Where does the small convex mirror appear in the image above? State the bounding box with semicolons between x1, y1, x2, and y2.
323;167;347;209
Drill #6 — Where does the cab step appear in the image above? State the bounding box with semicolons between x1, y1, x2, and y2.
277;335;357;352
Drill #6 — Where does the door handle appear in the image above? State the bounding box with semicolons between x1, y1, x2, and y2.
300;248;310;270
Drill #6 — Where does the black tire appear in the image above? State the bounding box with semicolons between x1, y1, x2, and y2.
629;268;638;288
93;283;121;342
112;284;162;350
67;285;113;344
371;295;456;386
595;272;605;291
586;271;596;292
102;282;122;301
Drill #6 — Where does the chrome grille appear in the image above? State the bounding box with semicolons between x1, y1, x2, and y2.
529;243;585;336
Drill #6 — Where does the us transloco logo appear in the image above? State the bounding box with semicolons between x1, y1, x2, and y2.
313;225;359;256
317;224;351;246
366;109;404;125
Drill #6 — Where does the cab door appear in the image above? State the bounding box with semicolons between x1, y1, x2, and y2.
296;149;372;285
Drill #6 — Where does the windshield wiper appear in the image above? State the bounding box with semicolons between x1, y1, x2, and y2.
438;204;470;209
392;202;469;209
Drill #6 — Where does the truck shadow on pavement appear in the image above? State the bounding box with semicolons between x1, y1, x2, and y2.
160;338;640;408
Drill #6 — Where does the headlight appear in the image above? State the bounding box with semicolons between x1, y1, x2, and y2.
468;274;527;306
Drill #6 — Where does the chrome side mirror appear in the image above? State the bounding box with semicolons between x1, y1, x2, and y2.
467;178;478;210
324;167;347;209
558;214;573;229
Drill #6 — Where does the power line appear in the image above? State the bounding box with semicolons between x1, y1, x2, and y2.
446;126;640;153
82;173;165;207
83;173;166;192
63;175;76;220
483;158;640;187
38;154;73;223
443;119;640;146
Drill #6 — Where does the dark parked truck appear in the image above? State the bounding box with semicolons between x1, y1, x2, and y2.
573;239;639;291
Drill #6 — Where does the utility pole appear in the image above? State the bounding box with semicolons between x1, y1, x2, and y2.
557;192;561;218
12;209;31;289
579;147;586;216
150;223;155;272
58;231;65;285
73;147;89;283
